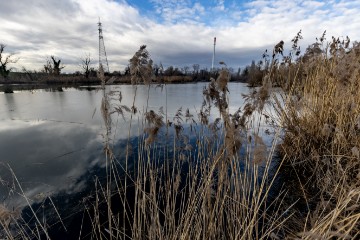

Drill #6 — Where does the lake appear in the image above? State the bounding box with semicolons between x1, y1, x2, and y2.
0;82;275;238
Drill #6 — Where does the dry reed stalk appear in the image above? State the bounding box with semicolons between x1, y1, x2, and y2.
271;35;360;238
0;165;53;239
87;44;302;240
0;204;20;232
129;45;153;85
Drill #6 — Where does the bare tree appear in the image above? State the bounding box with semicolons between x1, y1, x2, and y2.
192;64;199;76
51;56;64;75
0;44;18;78
80;54;92;78
182;65;190;75
43;56;64;75
43;59;53;74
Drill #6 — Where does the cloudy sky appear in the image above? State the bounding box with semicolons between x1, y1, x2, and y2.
1;0;359;73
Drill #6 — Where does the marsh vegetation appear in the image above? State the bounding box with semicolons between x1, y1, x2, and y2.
1;32;360;239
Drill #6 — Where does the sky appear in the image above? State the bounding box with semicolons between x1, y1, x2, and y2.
0;0;360;73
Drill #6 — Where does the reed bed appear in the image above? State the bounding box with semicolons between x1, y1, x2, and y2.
1;35;360;239
81;47;291;240
37;47;280;239
271;34;360;238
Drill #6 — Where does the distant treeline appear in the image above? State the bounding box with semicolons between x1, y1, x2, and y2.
0;63;261;84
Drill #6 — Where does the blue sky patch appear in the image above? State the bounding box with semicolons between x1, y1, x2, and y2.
125;0;250;25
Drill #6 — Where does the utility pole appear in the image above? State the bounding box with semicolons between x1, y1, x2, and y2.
211;37;216;71
98;18;110;73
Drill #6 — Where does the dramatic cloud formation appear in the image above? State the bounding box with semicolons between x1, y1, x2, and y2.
0;0;359;73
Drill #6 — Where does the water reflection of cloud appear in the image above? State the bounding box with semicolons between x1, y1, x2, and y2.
0;83;286;239
0;120;104;208
0;82;281;223
111;82;253;120
0;119;55;131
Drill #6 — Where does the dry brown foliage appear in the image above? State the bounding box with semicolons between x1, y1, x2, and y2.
129;45;154;85
271;35;360;238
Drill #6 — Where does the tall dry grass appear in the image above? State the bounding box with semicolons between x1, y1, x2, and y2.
3;35;359;239
0;163;69;239
83;46;291;240
271;34;360;238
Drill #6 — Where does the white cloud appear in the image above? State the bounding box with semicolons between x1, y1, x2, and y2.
301;1;325;9
0;0;359;73
150;0;205;23
214;0;226;11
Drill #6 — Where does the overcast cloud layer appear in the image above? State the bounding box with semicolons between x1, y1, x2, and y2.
1;0;359;73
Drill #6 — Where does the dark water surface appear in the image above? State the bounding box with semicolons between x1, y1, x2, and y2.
0;83;274;238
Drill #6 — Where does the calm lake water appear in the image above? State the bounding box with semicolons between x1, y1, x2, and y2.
0;82;275;238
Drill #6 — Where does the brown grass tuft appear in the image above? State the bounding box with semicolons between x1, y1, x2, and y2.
129;45;154;85
271;34;360;238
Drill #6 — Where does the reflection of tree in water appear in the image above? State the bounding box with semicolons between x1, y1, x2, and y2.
4;93;17;118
